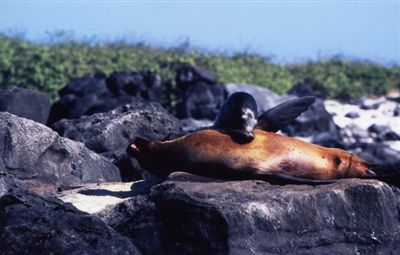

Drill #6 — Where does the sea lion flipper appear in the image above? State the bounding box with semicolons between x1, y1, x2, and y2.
257;96;316;132
262;173;337;186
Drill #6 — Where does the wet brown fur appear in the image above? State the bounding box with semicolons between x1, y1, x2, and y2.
130;129;370;180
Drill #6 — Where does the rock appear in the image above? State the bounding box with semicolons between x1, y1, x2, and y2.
52;103;182;181
340;124;374;148
179;118;214;133
288;81;318;97
175;82;226;120
368;124;400;142
0;184;141;254
0;112;121;194
56;181;138;214
360;97;386;110
48;71;162;125
283;98;338;137
224;83;287;114
0;88;51;124
311;131;346;149
356;143;400;165
106;71;161;101
175;64;217;88
394;105;400;117
99;174;400;255
345;111;360;119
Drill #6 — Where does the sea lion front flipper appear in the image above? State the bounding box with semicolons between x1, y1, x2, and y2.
260;173;337;186
257;96;315;132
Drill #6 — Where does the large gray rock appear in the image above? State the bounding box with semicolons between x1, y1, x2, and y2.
52;103;182;181
100;174;400;255
0;182;141;255
0;112;121;194
0;88;51;124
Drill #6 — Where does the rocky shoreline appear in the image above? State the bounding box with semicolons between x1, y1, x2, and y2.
1;65;399;254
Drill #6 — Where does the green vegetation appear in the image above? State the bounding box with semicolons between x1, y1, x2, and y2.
1;34;399;100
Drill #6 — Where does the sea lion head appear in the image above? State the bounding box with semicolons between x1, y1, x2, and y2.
127;137;172;177
214;92;258;143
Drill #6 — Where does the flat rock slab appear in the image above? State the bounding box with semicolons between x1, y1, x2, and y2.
57;181;138;214
99;174;400;255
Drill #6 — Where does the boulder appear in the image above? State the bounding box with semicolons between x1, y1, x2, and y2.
360;98;386;110
0;183;141;255
175;64;217;88
48;71;162;125
224;83;287;114
106;71;161;101
345;111;360;119
283;98;338;137
52;103;182;181
99;174;400;255
0;88;51;124
175;82;226;120
0;112;121;194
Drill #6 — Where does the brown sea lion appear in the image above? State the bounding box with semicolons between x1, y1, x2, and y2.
127;129;377;185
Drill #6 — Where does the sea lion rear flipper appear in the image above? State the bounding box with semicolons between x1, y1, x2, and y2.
261;173;337;186
257;96;315;132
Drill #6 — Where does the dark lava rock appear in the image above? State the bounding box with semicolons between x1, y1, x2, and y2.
48;71;162;125
345;111;360;119
180;118;214;133
99;174;400;255
368;124;389;134
283;98;338;137
0;88;51;124
368;124;400;142
0;183;141;255
394;105;400;117
356;143;400;165
175;64;217;88
360;98;385;110
0;112;121;194
175;82;226;120
106;71;161;101
288;82;316;97
52;103;182;181
172;64;225;120
311;131;346;149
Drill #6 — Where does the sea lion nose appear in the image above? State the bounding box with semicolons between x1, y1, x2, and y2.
126;143;139;157
365;169;377;178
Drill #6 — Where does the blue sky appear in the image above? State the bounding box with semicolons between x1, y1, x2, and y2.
1;1;399;64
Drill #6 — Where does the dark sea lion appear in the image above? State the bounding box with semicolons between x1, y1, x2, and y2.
213;92;315;143
127;129;378;185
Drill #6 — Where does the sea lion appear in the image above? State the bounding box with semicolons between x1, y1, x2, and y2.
213;92;315;143
127;129;376;184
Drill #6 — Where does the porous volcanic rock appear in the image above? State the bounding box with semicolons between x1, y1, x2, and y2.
0;112;121;194
48;71;162;125
52;103;183;181
0;88;51;124
99;174;400;255
0;182;141;255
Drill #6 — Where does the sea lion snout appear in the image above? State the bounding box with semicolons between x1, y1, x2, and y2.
126;137;151;157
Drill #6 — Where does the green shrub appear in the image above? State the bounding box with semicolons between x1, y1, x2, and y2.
1;35;398;101
288;57;400;99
